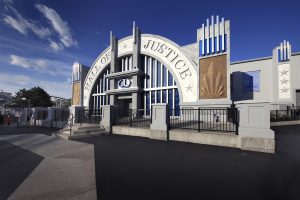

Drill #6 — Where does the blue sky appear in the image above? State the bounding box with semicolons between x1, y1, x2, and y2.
0;0;299;98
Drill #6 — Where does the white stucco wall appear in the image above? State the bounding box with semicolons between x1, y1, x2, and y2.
230;58;274;103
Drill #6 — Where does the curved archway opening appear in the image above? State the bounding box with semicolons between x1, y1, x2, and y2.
88;54;181;116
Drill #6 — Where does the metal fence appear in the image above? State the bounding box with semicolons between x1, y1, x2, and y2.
270;109;300;122
168;107;239;134
37;110;48;120
54;109;69;121
77;109;102;124
113;108;152;128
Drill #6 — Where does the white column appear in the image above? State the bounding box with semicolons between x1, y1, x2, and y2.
149;57;152;88
206;18;210;54
287;41;290;60
125;57;128;71
202;23;205;55
283;40;287;61
160;62;163;87
211;15;214;54
216;15;220;52
280;42;283;61
221;17;225;52
144;56;147;88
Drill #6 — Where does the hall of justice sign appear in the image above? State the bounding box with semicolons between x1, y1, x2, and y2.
84;48;111;93
140;36;197;102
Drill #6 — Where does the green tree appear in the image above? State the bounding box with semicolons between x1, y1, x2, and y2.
12;87;53;108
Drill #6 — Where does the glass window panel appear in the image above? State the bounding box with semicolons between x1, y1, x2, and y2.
162;65;167;87
151;60;156;88
157;90;161;103
162;90;167;103
157;61;161;87
151;91;155;103
168;71;173;86
168;89;173;115
175;89;180;116
145;92;149;115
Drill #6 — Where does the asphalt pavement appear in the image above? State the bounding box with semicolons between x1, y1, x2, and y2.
75;125;300;200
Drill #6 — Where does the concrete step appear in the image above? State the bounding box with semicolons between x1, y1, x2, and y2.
53;129;107;140
72;127;105;135
53;131;70;140
72;124;102;130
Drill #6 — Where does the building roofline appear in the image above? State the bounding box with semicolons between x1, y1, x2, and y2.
292;51;300;56
230;56;272;65
231;51;300;65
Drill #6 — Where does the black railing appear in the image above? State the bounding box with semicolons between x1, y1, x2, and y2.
168;107;239;134
54;109;69;121
113;108;152;128
270;109;300;122
78;109;102;124
61;114;74;135
37;110;48;120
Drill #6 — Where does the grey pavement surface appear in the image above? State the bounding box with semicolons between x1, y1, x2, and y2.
0;127;97;200
75;125;300;200
0;125;300;200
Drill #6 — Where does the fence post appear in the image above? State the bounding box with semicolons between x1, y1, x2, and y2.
198;108;200;132
235;108;239;135
150;103;168;141
129;109;132;127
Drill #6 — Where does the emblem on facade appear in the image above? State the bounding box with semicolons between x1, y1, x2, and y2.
118;78;131;88
201;61;225;98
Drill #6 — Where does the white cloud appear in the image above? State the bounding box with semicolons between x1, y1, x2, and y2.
10;54;47;70
35;4;78;48
3;15;28;35
2;4;52;39
3;0;13;4
0;72;71;98
48;40;64;51
2;2;78;52
9;54;71;77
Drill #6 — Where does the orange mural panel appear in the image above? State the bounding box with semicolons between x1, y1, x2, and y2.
199;55;227;99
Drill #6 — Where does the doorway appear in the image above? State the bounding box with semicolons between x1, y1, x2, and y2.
118;99;132;116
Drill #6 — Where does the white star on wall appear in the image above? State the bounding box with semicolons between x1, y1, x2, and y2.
280;70;288;76
281;79;289;84
186;83;193;92
280;87;289;93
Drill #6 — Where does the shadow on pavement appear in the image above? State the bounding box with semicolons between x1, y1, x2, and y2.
74;125;300;200
0;127;57;136
0;141;44;200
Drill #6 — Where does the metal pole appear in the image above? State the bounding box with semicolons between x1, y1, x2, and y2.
198;108;200;132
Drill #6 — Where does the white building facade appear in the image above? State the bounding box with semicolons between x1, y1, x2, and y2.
72;17;300;112
69;16;300;153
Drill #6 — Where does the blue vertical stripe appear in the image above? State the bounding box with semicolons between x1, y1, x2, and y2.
209;38;212;54
219;35;222;52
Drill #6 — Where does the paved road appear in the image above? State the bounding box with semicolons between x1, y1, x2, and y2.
0;125;299;200
0;127;96;200
75;125;300;200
